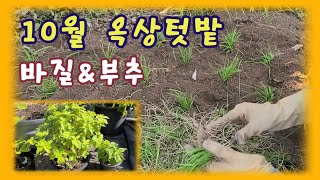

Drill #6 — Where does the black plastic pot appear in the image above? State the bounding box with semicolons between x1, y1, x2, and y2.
16;151;35;170
100;162;122;170
123;121;136;170
16;118;45;140
94;104;127;136
34;154;90;170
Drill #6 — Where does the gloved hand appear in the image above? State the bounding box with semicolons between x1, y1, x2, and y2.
207;90;305;144
202;140;276;172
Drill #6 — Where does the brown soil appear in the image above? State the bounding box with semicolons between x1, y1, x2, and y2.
16;104;46;119
16;9;307;171
272;126;305;170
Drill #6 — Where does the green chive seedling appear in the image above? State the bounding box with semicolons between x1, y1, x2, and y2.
178;47;192;65
91;42;116;70
218;57;241;82
170;89;193;111
156;32;167;47
220;29;240;53
179;148;215;172
179;8;185;17
142;64;151;82
65;51;80;60
259;51;275;66
258;85;275;103
22;46;51;62
36;77;58;99
101;42;116;59
263;7;269;17
140;56;152;82
91;49;101;70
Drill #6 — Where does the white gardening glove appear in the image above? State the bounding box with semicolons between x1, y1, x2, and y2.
207;90;306;144
203;140;276;172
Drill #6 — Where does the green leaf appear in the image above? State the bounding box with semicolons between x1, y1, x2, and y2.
72;139;81;149
16;103;28;110
15;103;111;169
14;116;25;123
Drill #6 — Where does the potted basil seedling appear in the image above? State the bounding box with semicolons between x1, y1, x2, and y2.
15;103;109;170
97;140;126;170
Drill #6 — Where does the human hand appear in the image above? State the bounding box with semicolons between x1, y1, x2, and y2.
202;140;275;172
206;90;305;144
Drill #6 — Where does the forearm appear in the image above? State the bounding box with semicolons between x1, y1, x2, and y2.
269;90;305;131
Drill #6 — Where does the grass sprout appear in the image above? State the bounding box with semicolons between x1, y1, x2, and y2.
258;85;276;103
90;42;116;70
170;90;193;111
141;101;193;170
140;55;152;82
101;42;116;59
36;77;58;99
156;32;167;47
178;47;192;65
260;51;275;66
22;46;51;62
218;57;241;82
220;29;240;53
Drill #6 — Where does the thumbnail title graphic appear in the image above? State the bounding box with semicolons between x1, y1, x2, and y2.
19;13;224;87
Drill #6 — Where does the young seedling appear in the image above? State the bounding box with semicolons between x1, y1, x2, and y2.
218;57;241;82
170;90;193;111
257;85;275;103
178;47;192;65
90;49;101;70
263;7;269;17
36;77;59;99
141;62;152;82
179;148;215;172
101;42;116;60
22;46;51;62
179;8;185;17
156;32;167;47
220;29;240;53
90;42;117;70
65;51;80;60
259;51;275;66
